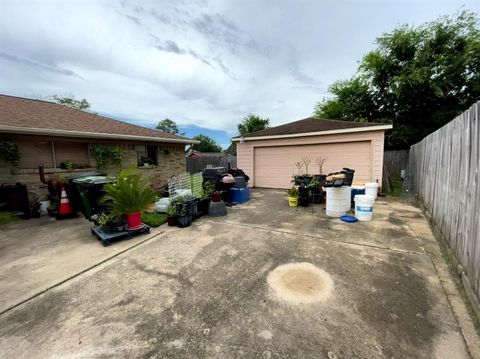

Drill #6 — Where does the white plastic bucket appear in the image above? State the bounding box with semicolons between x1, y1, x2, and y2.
326;187;350;217
39;200;50;215
365;182;379;200
354;195;375;221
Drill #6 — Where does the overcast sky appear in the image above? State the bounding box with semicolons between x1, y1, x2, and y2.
1;0;479;147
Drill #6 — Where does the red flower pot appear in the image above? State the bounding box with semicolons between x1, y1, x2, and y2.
126;211;143;230
212;193;221;202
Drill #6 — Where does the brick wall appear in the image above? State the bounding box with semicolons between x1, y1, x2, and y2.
120;144;187;191
0;135;187;199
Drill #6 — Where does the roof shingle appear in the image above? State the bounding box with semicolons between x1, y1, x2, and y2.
235;117;391;138
0;94;191;142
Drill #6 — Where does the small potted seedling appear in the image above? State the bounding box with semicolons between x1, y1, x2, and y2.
287;186;299;207
197;181;215;216
308;178;322;204
171;196;192;228
166;204;177;226
97;212;125;232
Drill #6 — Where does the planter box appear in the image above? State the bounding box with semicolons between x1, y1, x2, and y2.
196;198;210;217
167;216;177;226
177;214;193;228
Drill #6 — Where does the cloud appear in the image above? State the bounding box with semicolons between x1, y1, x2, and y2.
157;40;184;54
0;0;479;142
192;12;260;54
0;51;84;79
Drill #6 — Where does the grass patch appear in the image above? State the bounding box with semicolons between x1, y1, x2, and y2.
0;211;17;226
141;211;167;228
384;177;403;197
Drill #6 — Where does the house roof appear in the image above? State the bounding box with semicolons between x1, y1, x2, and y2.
0;94;197;144
186;150;225;158
232;117;392;141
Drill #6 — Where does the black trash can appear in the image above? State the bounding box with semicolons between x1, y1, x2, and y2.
71;175;115;219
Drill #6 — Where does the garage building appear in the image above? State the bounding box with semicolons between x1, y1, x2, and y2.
233;118;392;189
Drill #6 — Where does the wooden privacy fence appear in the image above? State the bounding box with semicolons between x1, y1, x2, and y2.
383;150;409;178
186;155;237;173
409;100;480;301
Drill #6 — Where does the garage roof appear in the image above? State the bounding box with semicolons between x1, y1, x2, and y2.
0;94;197;144
232;117;392;141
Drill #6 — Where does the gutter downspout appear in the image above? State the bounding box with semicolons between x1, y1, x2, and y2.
51;141;57;168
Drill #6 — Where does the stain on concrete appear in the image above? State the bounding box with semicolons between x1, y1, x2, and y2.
267;262;333;304
258;329;273;340
387;213;406;226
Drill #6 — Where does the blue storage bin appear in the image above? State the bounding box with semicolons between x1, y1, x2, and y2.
351;185;365;202
229;187;250;204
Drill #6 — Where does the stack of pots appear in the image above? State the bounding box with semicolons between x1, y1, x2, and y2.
326;186;351;217
293;175;325;207
325;168;355;217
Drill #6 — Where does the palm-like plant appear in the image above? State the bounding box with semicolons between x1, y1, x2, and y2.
102;167;156;215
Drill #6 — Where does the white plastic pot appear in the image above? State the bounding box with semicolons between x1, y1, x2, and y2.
326;187;350;217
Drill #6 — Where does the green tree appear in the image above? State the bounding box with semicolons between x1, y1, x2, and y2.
225;142;237;156
156;118;184;135
51;95;90;111
191;134;223;153
314;10;480;149
237;114;270;136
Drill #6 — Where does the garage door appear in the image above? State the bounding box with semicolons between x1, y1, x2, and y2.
254;141;372;189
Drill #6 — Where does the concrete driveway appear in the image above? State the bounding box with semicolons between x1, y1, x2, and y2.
0;189;474;358
0;215;165;315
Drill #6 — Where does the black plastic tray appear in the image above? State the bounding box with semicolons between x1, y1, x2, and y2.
91;224;150;246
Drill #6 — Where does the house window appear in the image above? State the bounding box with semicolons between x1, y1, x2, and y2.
136;145;158;166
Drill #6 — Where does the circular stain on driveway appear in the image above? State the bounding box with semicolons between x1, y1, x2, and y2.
267;262;333;304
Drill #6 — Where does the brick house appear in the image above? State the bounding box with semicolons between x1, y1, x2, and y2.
0;94;197;197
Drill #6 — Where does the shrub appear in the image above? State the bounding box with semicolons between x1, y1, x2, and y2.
101;167;156;215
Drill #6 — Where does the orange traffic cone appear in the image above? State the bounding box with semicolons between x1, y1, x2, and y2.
56;186;75;219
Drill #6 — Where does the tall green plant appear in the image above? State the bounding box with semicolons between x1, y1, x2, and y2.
313;10;480;149
91;145;123;169
169;196;188;216
101;167;156;215
0;140;21;170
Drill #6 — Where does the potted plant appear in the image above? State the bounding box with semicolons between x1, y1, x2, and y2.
170;196;192;228
166;204;177;226
287;186;299;207
97;212;125;232
197;181;215;216
308;178;323;204
293;158;314;187
211;191;222;202
101;167;156;230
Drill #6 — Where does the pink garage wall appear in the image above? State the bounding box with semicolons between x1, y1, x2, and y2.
236;130;386;189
